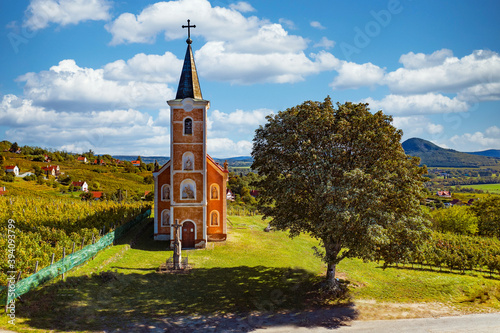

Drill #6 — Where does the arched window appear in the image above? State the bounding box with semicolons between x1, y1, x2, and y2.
184;118;193;135
161;184;171;201
182;152;194;171
210;210;219;226
161;209;170;227
210;184;219;200
180;179;196;200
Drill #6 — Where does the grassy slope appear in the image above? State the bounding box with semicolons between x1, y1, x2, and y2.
1;216;500;332
1;155;153;198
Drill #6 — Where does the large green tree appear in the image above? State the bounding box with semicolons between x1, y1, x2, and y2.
252;97;430;286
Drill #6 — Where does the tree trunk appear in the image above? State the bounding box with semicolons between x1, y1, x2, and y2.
326;262;337;286
324;239;341;288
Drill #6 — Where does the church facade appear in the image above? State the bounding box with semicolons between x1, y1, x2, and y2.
153;28;228;248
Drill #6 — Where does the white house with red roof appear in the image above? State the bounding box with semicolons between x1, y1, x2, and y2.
77;156;88;163
72;181;88;192
4;165;19;176
42;165;60;176
436;190;451;198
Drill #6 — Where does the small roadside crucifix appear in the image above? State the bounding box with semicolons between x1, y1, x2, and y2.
182;19;196;43
172;219;182;269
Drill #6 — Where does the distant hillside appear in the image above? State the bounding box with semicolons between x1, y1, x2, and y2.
466;149;500;158
112;155;170;166
113;155;254;168
402;138;499;167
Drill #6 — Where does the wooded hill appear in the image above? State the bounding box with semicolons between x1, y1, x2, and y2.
402;138;500;167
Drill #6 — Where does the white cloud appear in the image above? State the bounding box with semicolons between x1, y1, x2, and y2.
206;108;274;157
224;23;308;54
363;93;469;115
392;115;444;137
384;49;500;96
1;93;259;157
314;36;335;49
208;108;271;135
105;0;263;45
278;18;296;30
399;49;453;69
24;0;111;30
331;61;385;90
310;21;325;29
229;1;255;13
457;82;500;103
1;94;171;156
450;126;500;149
197;43;338;84
486;126;500;137
104;0;343;85
17;59;175;111
0;94;57;127
207;138;253;157
103;52;183;83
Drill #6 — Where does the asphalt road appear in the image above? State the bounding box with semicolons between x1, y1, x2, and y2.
256;313;500;333
1;313;499;332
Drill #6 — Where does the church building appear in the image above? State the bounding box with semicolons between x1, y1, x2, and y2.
153;22;228;248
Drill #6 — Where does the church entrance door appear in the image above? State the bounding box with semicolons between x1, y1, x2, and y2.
182;221;195;248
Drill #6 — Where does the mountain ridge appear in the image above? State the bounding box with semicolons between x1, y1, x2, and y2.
402;138;499;167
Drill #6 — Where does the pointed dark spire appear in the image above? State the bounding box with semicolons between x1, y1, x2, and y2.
175;20;202;100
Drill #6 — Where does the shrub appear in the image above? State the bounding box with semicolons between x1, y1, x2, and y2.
431;205;478;235
2;173;15;182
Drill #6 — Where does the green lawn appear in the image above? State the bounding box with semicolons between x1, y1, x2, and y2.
1;215;499;332
455;183;500;193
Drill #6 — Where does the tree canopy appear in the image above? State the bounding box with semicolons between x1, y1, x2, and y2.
251;97;430;286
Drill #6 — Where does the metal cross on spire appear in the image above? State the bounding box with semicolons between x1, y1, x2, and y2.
182;19;196;44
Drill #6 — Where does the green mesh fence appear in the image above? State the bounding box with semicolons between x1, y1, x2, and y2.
1;209;151;306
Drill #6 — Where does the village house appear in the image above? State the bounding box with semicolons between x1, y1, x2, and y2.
77;156;88;163
436;190;451;198
131;160;141;167
226;189;235;201
153;27;228;248
71;181;88;192
42;165;60;177
250;190;259;197
4;165;19;177
93;159;105;165
91;191;103;200
0;186;7;196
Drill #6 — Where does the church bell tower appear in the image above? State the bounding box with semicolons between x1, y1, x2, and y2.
153;20;228;248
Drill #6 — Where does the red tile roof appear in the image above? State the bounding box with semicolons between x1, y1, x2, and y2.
206;154;228;173
42;165;59;171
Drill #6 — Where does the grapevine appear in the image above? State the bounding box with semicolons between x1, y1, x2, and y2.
0;196;150;285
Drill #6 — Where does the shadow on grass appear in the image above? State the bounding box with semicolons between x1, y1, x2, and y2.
114;218;170;252
377;264;500;280
18;266;356;332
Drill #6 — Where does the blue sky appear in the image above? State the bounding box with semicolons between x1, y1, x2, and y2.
1;0;499;157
